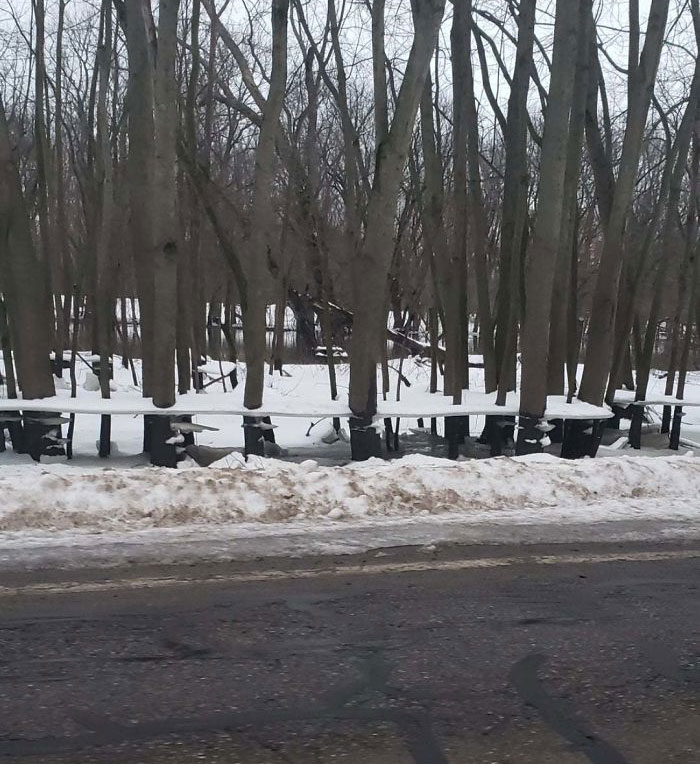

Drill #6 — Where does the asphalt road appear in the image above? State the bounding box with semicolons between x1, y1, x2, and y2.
1;541;700;763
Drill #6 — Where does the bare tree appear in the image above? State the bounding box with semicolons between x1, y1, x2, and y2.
348;0;446;459
0;100;55;401
517;0;584;454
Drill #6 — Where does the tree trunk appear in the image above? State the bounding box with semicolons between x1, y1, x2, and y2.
243;0;289;454
349;0;446;459
123;0;156;397
464;0;495;391
96;0;115;457
151;0;180;409
517;0;582;455
578;0;671;406
546;1;593;396
494;0;536;405
0;100;55;400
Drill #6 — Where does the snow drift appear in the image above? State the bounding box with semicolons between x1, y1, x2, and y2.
1;453;700;536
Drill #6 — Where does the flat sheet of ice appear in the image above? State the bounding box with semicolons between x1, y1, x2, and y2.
0;387;610;420
613;389;700;407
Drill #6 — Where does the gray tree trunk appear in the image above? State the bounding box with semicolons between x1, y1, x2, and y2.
493;0;536;405
243;0;289;417
517;0;581;454
348;0;446;459
578;0;670;406
151;0;181;408
0;99;55;400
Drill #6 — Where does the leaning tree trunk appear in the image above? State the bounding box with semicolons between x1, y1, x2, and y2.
349;0;447;460
629;14;700;448
578;0;671;408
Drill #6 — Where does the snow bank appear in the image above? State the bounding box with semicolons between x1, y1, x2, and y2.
1;453;699;537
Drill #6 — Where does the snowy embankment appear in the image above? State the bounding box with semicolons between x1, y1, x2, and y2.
1;453;700;538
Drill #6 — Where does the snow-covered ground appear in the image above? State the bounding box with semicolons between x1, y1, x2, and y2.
1;451;700;569
3;450;700;533
3;354;700;567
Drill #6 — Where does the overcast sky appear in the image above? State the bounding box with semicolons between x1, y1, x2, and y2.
0;0;691;125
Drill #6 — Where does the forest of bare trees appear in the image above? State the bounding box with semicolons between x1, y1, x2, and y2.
1;0;699;464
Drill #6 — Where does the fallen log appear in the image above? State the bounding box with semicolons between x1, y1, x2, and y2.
291;290;483;367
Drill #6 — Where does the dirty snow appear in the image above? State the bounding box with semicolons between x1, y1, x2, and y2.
4;355;700;565
1;453;700;541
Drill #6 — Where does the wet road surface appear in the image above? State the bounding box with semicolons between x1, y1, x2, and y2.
1;541;699;763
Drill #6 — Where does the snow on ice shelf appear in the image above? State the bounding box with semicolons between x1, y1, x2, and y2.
613;390;700;408
0;389;612;421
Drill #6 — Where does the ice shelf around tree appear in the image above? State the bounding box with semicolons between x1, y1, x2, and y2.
613;390;700;408
0;389;612;421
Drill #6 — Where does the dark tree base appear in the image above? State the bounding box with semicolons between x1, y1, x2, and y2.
549;418;564;444
606;408;621;430
480;415;515;457
607;404;641;431
384;418;394;452
98;415;111;457
66;415;75;460
5;421;24;453
90;359;113;380
515;414;543;456
243;416;265;458
444;417;461;459
143;415;154;454
628;405;644;450
560;419;604;459
149;416;178;468
669;406;683;450
23;412;65;462
350;416;382;461
478;416;497;449
261;416;276;444
51;356;71;379
661;405;672;434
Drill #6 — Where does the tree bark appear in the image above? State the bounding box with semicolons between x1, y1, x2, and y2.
123;0;156;397
243;0;289;417
348;0;446;456
0;99;55;400
493;0;536;405
517;0;581;454
546;1;593;396
578;0;671;406
151;0;181;408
